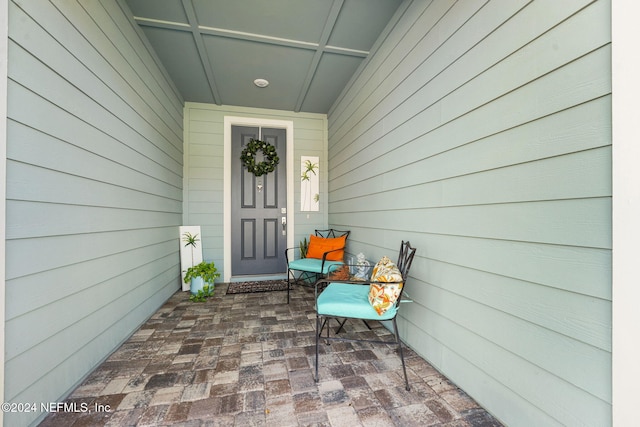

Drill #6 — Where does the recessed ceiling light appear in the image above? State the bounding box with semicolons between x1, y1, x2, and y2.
254;78;269;88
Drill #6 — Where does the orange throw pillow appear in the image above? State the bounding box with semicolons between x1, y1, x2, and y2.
306;235;346;261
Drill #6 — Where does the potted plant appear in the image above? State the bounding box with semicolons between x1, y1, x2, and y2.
183;261;220;301
299;237;309;259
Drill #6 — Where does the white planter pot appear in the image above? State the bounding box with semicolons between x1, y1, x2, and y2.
190;277;214;295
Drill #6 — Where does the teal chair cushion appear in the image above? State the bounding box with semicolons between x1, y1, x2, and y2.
289;258;343;274
317;282;398;321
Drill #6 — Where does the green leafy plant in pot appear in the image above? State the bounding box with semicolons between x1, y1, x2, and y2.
299;237;309;259
183;261;220;302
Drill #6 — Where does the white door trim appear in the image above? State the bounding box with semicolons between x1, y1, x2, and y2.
223;116;294;282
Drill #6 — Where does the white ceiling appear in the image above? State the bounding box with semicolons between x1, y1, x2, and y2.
125;0;405;113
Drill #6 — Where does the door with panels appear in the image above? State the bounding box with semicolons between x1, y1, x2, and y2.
231;125;287;276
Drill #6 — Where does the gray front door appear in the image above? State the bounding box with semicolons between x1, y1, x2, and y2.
231;126;287;276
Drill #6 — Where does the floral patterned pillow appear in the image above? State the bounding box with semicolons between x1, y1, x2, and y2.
368;256;404;315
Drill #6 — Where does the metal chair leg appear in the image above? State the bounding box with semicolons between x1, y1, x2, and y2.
393;317;410;391
315;314;321;382
326;318;331;339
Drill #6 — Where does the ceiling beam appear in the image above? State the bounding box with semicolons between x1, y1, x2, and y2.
133;17;369;58
181;0;221;104
294;0;345;112
199;26;317;51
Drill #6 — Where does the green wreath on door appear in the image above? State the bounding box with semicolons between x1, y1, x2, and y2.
240;138;280;176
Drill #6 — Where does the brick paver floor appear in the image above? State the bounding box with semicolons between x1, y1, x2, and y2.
40;283;502;426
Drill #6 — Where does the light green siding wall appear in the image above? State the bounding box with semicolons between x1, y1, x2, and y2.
5;1;184;425
183;103;328;280
328;1;611;425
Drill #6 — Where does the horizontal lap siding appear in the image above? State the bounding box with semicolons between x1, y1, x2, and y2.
184;105;224;264
328;1;611;426
5;1;184;425
183;104;328;279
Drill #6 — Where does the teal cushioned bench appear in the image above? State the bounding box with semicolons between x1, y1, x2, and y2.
316;282;398;321
285;228;350;303
314;241;416;391
288;258;344;275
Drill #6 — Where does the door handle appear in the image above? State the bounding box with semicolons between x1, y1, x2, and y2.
281;216;287;235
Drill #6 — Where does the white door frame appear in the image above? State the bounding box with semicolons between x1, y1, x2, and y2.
223;116;294;282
